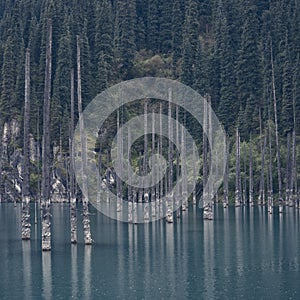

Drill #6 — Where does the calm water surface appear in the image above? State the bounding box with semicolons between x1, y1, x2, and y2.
0;203;299;299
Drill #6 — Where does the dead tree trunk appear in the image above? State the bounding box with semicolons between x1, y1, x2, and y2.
223;138;229;208
285;132;292;206
235;128;241;207
41;20;52;251
144;100;149;220
22;48;31;240
159;103;163;217
192;142;197;205
203;94;213;219
166;93;174;222
271;44;283;212
292;130;298;207
116;109;122;213
242;144;247;205
151;109;156;217
77;36;92;245
249;134;254;206
128;128;133;222
258;106;266;205
69;69;77;244
268;102;273;214
175;105;181;217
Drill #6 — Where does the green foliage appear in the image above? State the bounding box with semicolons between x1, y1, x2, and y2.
0;0;299;201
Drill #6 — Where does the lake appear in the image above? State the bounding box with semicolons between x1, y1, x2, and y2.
0;203;299;299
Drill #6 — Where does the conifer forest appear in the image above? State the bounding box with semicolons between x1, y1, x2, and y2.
0;0;300;244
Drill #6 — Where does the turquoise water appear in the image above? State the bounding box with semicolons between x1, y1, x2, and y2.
0;203;299;299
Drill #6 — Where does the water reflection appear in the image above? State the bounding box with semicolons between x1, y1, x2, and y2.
1;204;300;299
203;219;215;299
42;252;52;300
166;222;175;298
83;246;92;299
71;245;78;299
22;241;32;299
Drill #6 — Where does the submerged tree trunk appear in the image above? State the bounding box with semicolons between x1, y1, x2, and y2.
268;103;273;214
249;134;254;206
144;100;149;221
69;69;77;244
159;103;163;217
242;145;247;205
41;20;52;251
22;48;31;240
271;44;283;212
175;105;181;217
128;128;133;223
223;138;229;208
151;109;156;218
166;92;173;223
116;109;122;213
258;106;266;205
292;130;298;208
77;36;92;245
203;94;213;219
285;132;292;206
235;128;241;207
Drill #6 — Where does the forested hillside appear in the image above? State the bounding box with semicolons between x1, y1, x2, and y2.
0;0;299;203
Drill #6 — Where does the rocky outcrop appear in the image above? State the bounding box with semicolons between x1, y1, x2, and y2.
0;119;69;203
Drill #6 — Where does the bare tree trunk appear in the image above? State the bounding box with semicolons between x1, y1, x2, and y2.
166;93;173;223
235;128;241;207
128;128;133;222
203;94;213;219
292;130;298;208
151;109;156;217
268;103;273;214
77;35;92;245
208;95;213;205
35;107;41;225
144;100;149;220
116;109;122;213
181;120;188;213
292;68;299;208
159;103;163;217
271;44;283;212
22;48;31;240
249;134;254;206
258;106;266;205
69;69;77;244
285;132;292;206
242;144;247;205
202;96;208;209
192;142;197;205
41;20;52;251
175;105;181;217
223;138;229;208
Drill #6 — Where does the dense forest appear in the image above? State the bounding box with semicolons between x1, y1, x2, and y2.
0;0;299;208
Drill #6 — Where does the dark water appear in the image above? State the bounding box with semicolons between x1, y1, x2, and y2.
0;203;299;299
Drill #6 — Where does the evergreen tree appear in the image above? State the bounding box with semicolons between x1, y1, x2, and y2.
180;0;199;86
237;4;262;136
51;17;72;149
281;32;294;134
114;0;137;79
216;3;238;134
94;0;114;89
0;33;18;121
172;0;184;77
146;0;160;52
159;0;173;54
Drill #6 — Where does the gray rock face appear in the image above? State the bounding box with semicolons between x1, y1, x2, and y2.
0;120;69;203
